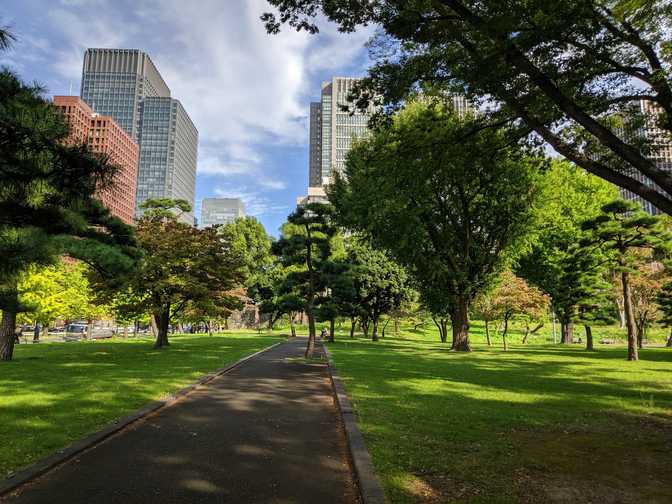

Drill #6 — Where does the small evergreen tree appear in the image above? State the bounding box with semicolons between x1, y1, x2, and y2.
581;199;670;360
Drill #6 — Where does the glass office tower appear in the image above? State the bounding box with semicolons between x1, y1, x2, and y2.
136;97;198;225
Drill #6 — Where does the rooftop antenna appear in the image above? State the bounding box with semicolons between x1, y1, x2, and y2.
68;80;73;96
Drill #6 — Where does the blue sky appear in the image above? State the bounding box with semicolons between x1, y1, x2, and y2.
1;0;372;235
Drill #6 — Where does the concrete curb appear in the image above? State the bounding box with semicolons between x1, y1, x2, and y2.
0;339;285;498
323;343;388;504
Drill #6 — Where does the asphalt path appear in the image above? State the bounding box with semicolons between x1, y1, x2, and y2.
3;337;358;504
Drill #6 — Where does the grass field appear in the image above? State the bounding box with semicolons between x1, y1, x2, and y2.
0;332;282;477
327;321;672;504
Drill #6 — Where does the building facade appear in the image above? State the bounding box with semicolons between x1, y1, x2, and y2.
299;77;373;205
80;48;198;224
200;198;245;228
308;102;322;187
136;97;198;225
318;77;372;186
620;100;672;215
81;48;170;140
53;96;139;224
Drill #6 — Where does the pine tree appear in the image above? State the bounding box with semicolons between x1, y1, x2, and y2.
273;203;337;357
0;68;139;361
581;200;670;360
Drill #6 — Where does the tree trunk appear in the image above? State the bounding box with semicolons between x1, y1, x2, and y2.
666;329;672;347
289;314;296;338
371;317;379;341
433;317;447;343
621;270;638;361
522;323;530;345
485;319;492;346
450;296;471;351
328;318;335;343
305;309;316;358
150;314;158;337
361;318;369;338
502;316;509;351
560;322;573;344
616;295;626;329
85;318;93;340
394;318;400;336
585;325;594;351
154;305;171;349
0;310;18;361
382;318;390;338
349;317;356;338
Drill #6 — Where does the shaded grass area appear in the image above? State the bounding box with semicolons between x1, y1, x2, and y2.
327;321;672;504
0;332;282;477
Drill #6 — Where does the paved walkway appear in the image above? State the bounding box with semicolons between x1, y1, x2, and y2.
3;338;358;504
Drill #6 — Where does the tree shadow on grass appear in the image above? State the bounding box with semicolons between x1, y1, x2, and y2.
329;338;672;503
0;334;282;476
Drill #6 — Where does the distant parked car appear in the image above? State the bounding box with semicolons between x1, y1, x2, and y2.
64;323;87;341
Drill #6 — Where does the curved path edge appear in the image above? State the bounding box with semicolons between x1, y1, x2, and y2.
0;339;285;498
323;343;389;504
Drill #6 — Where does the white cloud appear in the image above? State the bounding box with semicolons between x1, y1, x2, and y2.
15;0;371;220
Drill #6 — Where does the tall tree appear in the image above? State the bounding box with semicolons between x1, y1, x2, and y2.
0;68;139;361
218;216;273;287
580;199;669;360
329;100;542;350
517;161;617;343
273;203;337;357
264;0;672;215
111;199;246;349
345;240;411;342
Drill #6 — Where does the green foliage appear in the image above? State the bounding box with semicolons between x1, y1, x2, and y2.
343;239;412;340
273;203;337;354
108;199;246;348
218;216;273;286
580;199;670;359
0;67;139;360
329;100;543;350
264;0;672;214
327;328;672;503
1;333;280;477
518;163;617;332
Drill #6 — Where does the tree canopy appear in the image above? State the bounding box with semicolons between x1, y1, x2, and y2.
264;0;672;215
329;100;543;350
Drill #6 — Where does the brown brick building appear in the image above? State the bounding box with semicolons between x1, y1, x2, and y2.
53;96;139;224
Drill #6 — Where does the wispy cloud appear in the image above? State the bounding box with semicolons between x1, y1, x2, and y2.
3;0;370;229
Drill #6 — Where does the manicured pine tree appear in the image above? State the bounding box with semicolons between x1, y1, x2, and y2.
581;200;670;360
0;67;139;361
273;203;337;357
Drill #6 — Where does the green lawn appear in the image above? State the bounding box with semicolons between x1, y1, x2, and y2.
0;332;282;477
327;322;672;504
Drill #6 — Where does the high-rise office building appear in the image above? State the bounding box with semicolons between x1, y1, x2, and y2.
308;102;322;187
136;97;198;225
200;198;245;228
300;77;372;205
81;49;170;140
80;48;198;224
620;100;672;215
319;77;371;185
53;96;139;224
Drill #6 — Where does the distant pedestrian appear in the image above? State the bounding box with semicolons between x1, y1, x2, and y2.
320;327;327;339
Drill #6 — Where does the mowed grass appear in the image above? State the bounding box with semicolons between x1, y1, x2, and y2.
327;322;672;504
0;332;282;477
